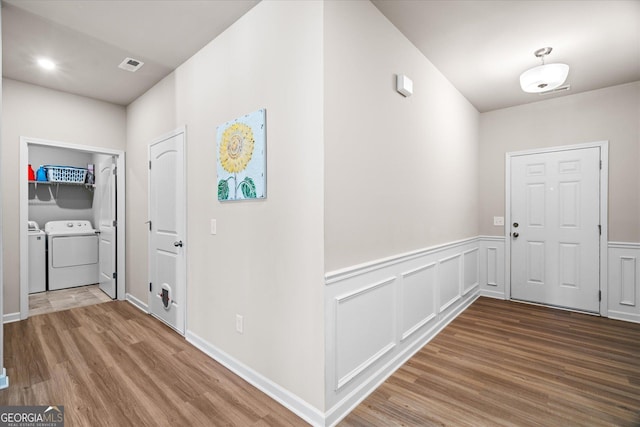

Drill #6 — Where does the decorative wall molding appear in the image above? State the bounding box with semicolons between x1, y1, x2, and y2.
479;236;506;299
462;248;480;296
322;237;640;424
608;243;640;323
609;242;640;250
325;238;484;426
335;277;396;390
186;330;325;427
326;237;480;285
400;263;437;342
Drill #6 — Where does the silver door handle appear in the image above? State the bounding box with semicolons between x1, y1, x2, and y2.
174;240;183;247
513;232;519;238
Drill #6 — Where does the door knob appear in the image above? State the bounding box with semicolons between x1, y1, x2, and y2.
513;232;519;238
174;240;183;247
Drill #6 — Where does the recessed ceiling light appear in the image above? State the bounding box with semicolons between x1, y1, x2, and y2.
37;58;56;71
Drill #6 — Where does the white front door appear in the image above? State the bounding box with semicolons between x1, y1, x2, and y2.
97;156;117;299
510;147;601;313
148;129;186;334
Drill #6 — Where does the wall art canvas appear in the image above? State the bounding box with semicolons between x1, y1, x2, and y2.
216;108;266;201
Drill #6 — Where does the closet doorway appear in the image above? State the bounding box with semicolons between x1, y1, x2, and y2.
19;137;126;319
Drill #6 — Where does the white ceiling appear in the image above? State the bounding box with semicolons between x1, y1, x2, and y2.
372;0;640;112
2;0;259;105
2;1;639;111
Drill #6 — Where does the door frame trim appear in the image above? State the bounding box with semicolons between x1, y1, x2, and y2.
19;136;126;319
147;126;187;335
504;141;608;316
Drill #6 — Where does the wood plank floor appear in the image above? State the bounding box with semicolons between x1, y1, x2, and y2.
3;298;640;426
0;301;306;426
341;297;640;427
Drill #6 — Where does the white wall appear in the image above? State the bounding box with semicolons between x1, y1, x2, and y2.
126;0;325;413
323;0;480;272
323;2;481;423
479;82;640;241
1;78;126;315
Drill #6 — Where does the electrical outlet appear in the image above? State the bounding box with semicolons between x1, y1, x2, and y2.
493;216;505;226
211;219;217;235
236;314;243;334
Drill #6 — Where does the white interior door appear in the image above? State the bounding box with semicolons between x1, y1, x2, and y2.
97;156;117;299
148;130;186;334
510;147;601;312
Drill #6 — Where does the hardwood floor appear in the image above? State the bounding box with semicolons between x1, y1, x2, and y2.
0;301;306;426
341;297;640;427
3;298;639;426
29;284;112;316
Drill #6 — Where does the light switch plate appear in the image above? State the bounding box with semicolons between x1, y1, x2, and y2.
236;314;243;334
493;216;504;226
211;219;217;235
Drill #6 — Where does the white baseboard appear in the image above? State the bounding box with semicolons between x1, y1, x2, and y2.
479;289;506;299
126;293;148;313
186;331;324;427
607;311;640;324
3;312;20;324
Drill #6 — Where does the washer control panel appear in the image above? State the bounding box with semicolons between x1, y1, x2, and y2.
45;220;95;234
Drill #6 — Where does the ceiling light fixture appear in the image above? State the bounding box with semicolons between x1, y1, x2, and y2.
519;47;569;93
37;57;56;71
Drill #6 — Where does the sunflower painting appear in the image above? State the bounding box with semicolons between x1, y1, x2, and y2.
216;109;266;201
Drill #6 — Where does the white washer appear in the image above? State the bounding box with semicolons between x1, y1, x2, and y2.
28;222;46;294
45;220;99;290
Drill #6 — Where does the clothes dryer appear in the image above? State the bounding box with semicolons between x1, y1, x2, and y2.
45;220;99;290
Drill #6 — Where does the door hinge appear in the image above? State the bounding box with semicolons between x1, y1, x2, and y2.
113;166;117;175
599;290;601;301
598;224;601;235
599;160;602;170
149;161;152;170
149;282;153;292
113;220;118;227
112;272;117;279
147;220;152;231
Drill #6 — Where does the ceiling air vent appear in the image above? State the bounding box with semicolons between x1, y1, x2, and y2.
539;84;571;95
118;57;144;72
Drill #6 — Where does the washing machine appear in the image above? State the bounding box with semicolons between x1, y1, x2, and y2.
28;221;46;293
45;220;99;290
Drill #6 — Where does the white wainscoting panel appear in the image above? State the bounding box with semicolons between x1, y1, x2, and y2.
325;237;481;426
463;248;479;296
439;254;461;312
400;263;437;342
479;236;506;299
608;242;640;323
335;277;396;390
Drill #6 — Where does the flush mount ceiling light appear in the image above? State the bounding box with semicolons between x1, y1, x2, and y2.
37;57;56;71
519;47;569;93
